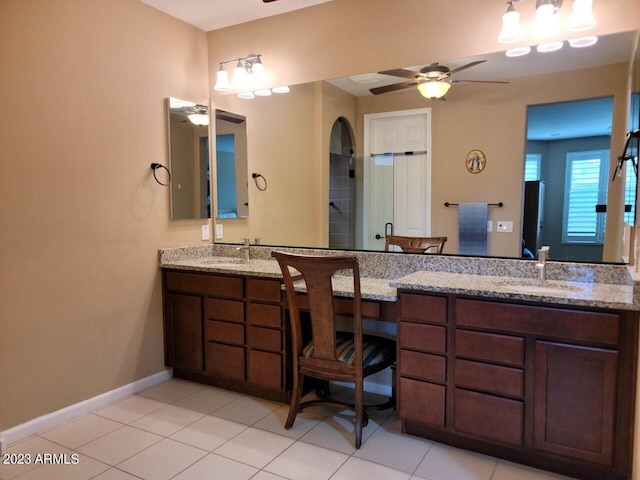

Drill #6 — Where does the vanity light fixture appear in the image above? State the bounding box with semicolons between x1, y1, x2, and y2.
498;0;524;44
417;81;451;100
498;0;597;50
568;35;598;47
537;40;564;52
506;46;532;56
214;54;265;92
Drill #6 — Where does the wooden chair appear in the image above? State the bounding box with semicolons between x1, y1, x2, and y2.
384;235;448;254
272;251;396;448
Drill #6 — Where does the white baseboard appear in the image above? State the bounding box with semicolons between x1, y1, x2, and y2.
0;368;172;454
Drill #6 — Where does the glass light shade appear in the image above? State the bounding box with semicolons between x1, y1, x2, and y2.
237;91;255;99
214;68;231;91
233;61;249;90
272;86;290;93
251;60;265;83
537;40;564;52
568;35;598;48
417;81;451;99
498;7;524;44
187;113;209;126
534;2;559;37
568;0;596;31
254;89;272;96
506;46;532;57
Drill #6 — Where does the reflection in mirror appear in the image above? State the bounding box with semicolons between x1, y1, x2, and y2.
215;109;249;219
167;97;210;219
212;30;638;264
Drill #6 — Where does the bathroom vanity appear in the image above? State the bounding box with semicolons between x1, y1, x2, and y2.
159;245;640;480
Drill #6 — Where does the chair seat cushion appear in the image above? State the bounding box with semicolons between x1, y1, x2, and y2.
303;332;395;368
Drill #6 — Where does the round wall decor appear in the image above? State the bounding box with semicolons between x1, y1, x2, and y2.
465;150;486;174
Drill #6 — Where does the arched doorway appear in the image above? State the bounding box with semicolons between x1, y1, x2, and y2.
329;117;356;249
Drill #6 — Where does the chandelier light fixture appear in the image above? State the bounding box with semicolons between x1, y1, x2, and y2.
497;0;597;56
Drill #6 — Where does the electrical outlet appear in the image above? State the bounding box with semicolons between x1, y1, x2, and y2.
201;225;210;241
497;221;513;233
215;224;223;239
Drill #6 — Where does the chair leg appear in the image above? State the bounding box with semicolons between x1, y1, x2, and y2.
354;381;364;449
285;372;304;429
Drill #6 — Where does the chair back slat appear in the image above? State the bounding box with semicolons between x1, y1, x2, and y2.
384;235;447;254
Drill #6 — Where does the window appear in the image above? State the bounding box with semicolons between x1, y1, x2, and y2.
562;150;609;244
524;153;541;181
624;157;637;225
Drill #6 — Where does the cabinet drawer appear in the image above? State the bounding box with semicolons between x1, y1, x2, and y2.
165;271;243;298
454;388;523;446
205;320;244;346
455;359;523;398
247;303;282;328
399;378;445;427
247;278;282;302
400;322;446;354
456;298;619;346
400;293;447;324
205;342;245;381
247;325;282;352
204;298;244;323
247;349;283;390
400;350;446;383
456;329;523;366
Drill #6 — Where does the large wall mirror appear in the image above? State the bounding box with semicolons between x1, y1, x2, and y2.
167;97;210;219
212;29;640;264
214;110;249;219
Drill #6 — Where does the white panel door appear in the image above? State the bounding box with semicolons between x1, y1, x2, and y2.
363;109;431;250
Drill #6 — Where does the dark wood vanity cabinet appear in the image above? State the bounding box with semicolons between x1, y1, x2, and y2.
162;270;288;402
398;292;638;480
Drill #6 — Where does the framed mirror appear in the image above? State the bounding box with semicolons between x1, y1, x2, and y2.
167;97;211;219
215;109;249;219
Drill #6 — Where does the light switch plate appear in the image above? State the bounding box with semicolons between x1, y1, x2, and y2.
201;225;210;241
497;221;513;233
487;220;493;232
215;224;223;239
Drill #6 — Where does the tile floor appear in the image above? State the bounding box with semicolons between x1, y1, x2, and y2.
0;378;577;480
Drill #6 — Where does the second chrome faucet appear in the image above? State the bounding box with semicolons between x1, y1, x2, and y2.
535;246;550;282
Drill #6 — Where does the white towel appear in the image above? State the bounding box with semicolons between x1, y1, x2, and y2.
458;203;488;255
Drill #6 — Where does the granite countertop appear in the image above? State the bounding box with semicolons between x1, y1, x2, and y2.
390;270;636;310
159;249;640;311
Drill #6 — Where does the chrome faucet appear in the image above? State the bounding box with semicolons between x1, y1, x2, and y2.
535;246;550;282
236;238;251;262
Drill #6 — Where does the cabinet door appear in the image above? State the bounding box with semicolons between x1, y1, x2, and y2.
164;293;203;371
534;341;618;466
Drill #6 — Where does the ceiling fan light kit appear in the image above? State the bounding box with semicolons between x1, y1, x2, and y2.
497;0;597;55
418;81;451;100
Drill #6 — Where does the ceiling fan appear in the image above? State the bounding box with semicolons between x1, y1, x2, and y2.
370;60;508;99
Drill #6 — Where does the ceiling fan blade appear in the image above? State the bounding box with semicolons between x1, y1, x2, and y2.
378;68;421;80
370;80;420;95
447;60;486;76
451;79;510;84
263;0;278;2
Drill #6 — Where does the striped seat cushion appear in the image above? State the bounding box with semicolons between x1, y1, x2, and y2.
303;332;395;368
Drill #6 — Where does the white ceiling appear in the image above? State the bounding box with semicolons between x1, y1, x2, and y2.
140;0;333;32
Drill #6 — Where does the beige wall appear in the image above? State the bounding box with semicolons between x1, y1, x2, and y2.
1;0;639;435
0;0;209;429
